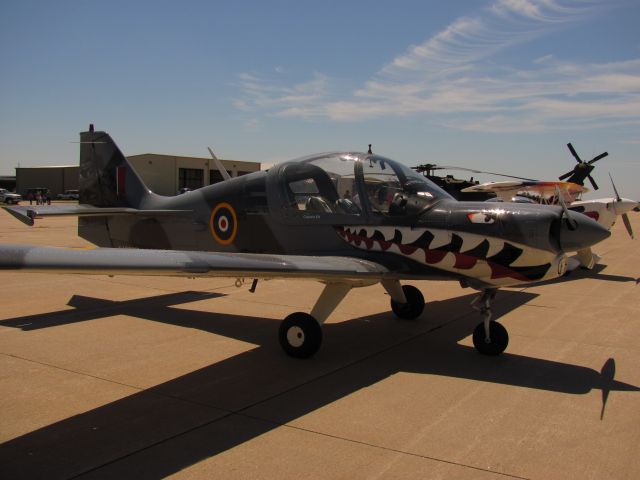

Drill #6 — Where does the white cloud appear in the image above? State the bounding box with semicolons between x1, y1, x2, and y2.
233;1;640;132
234;72;330;118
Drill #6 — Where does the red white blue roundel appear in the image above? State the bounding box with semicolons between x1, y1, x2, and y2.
209;202;238;245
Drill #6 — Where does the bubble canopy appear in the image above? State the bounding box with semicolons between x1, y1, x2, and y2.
280;152;453;217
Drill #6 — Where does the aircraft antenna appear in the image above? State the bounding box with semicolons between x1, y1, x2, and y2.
208;147;231;181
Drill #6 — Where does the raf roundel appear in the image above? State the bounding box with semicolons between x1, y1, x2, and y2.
209;202;238;245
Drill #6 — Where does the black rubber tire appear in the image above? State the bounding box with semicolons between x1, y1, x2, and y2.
472;321;509;355
278;312;323;358
390;285;425;320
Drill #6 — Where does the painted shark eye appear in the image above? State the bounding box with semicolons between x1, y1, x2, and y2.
467;212;495;224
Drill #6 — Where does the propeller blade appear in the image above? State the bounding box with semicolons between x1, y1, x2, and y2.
567;143;581;163
588;174;599;190
556;186;577;231
588;151;608;164
609;173;621;202
622;213;634;239
559;171;573;180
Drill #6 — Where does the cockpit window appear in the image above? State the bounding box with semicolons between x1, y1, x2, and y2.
280;152;451;219
361;156;403;214
281;161;362;216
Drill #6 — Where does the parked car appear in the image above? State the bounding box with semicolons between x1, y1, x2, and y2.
56;189;80;200
0;188;21;204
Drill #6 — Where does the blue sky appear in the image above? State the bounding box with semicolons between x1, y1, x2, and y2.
1;0;639;199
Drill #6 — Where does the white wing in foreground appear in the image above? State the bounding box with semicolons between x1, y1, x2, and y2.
0;244;389;282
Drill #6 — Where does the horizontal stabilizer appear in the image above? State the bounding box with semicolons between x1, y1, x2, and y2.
3;205;192;226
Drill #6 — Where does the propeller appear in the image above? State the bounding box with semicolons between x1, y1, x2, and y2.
609;173;634;239
559;143;608;190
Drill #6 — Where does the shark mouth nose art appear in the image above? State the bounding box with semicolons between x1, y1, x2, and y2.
336;226;556;285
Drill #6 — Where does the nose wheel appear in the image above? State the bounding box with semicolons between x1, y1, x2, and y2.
472;321;508;355
471;289;509;355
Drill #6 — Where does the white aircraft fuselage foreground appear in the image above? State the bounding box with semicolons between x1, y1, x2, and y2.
0;126;611;358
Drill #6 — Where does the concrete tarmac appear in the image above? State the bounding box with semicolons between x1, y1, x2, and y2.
0;205;639;479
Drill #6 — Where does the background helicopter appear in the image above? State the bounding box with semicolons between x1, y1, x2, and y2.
413;142;609;201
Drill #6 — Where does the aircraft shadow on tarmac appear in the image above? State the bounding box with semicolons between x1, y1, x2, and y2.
1;289;638;479
530;262;639;287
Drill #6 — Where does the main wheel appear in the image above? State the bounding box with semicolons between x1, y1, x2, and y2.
279;312;323;358
390;284;425;320
472;321;509;355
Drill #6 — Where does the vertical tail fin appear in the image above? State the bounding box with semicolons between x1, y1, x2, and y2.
79;126;151;208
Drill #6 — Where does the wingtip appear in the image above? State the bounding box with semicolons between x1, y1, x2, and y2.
3;206;35;226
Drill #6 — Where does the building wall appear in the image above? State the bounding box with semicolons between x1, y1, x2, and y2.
128;154;261;195
0;176;16;191
16;166;79;196
15;155;261;198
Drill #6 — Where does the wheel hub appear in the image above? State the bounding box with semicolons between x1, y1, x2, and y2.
287;326;305;347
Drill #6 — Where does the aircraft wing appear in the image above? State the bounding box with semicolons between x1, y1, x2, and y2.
0;244;389;282
461;181;524;201
4;205;191;226
462;180;588;202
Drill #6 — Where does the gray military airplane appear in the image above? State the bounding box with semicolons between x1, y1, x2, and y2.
0;126;610;358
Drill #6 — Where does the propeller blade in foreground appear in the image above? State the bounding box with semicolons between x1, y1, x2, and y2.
622;213;634;239
609;173;621;202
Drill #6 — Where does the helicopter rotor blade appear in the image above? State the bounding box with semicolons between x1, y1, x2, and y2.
414;164;537;182
588;151;608;164
567;143;582;163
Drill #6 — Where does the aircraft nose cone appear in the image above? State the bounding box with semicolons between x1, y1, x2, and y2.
559;210;611;252
613;199;639;215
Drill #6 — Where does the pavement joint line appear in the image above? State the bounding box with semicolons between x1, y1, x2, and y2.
0;352;157;396
266;419;531;480
0;351;250;417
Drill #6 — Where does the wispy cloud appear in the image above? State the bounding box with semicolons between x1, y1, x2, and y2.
234;0;640;132
233;72;330;118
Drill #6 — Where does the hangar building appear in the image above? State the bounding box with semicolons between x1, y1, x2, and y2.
15;154;261;197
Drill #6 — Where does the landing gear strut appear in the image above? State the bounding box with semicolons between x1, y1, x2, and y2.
471;289;509;355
